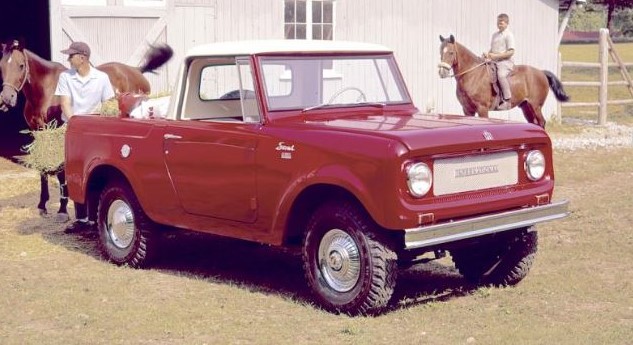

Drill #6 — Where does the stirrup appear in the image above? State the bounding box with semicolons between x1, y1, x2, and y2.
497;100;512;110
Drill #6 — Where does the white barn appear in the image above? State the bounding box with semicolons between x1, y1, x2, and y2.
49;0;562;122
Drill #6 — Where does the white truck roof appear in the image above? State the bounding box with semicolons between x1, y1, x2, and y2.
185;39;392;57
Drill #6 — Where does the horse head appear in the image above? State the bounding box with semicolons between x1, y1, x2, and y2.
0;39;29;109
438;35;457;79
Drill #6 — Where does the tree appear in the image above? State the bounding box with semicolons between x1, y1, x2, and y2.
566;8;605;31
591;0;633;32
613;8;633;36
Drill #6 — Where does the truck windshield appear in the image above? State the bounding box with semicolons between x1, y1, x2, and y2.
259;54;410;112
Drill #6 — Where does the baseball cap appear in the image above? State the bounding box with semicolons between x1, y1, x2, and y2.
61;41;91;58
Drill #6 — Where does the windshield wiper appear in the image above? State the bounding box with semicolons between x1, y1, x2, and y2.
302;102;386;113
301;103;329;113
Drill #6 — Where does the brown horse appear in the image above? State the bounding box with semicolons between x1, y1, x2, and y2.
0;39;172;128
0;39;172;220
438;34;569;128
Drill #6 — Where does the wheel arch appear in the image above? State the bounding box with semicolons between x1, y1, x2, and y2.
84;165;133;222
282;183;372;247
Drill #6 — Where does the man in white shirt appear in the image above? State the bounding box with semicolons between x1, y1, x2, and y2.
484;13;515;110
55;41;115;120
55;41;115;232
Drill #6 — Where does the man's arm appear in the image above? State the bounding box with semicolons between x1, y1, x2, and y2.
59;95;74;119
486;49;514;61
102;74;116;102
54;73;74;119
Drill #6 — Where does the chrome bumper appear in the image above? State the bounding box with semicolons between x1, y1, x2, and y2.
404;200;570;249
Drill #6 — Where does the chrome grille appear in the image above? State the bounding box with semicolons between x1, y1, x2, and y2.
433;151;518;196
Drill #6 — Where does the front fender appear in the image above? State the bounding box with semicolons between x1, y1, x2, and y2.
270;163;391;235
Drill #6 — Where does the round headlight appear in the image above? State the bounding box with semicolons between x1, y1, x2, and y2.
525;150;546;181
406;162;433;197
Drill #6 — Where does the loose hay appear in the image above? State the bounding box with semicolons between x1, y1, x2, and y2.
99;98;121;117
20;122;66;174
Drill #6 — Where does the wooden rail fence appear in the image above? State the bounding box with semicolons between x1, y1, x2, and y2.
558;28;633;125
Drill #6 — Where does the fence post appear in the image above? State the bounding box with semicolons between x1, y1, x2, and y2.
606;35;633;98
598;28;609;125
557;52;563;124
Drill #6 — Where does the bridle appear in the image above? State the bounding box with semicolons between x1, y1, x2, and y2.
2;48;30;93
438;42;486;78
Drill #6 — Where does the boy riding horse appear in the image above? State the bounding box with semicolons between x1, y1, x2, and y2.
484;13;515;110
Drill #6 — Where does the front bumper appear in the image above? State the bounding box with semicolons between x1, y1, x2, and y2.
404;200;570;249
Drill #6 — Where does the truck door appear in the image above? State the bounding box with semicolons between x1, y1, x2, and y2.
163;57;260;223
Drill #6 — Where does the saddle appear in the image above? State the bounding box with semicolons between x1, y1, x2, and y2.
486;62;514;110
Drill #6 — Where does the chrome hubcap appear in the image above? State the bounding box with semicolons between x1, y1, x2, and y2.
318;229;360;292
106;199;135;249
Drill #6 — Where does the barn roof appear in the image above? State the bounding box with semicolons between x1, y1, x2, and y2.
185;40;392;57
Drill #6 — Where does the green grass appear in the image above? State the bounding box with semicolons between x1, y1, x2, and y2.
1;147;633;344
558;42;633;125
560;42;633;62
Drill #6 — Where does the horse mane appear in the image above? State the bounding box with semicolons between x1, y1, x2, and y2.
1;39;67;77
24;48;67;72
453;41;484;71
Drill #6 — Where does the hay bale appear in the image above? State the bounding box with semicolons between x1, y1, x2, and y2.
20;122;66;173
99;98;120;117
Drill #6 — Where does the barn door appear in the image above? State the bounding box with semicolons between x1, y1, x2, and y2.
50;0;171;93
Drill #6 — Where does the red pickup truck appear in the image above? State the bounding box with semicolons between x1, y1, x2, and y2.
65;40;569;315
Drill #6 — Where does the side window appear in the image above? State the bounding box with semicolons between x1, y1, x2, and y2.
237;59;260;122
199;64;242;100
183;57;259;122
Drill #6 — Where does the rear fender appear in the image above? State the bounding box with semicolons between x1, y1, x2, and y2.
81;162;142;221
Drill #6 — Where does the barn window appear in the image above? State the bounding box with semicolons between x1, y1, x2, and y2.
284;0;335;40
62;0;106;5
123;0;166;6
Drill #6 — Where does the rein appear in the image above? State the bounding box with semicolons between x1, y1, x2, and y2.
2;49;30;93
438;60;486;78
438;41;486;78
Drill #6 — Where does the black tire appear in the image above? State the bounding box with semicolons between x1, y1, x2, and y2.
451;228;538;286
302;201;398;315
97;181;156;268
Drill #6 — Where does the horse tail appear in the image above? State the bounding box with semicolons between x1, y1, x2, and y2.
543;70;570;102
139;43;173;74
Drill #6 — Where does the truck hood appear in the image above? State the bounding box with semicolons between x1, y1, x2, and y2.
298;112;550;152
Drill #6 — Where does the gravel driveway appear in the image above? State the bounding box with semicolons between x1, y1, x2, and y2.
552;121;633;151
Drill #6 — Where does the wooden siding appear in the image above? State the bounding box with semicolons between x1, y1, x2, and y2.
66;17;157;63
166;0;283;93
51;0;171;93
50;0;561;119
212;0;284;41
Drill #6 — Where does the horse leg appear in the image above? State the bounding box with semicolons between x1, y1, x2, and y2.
54;169;70;223
533;106;546;128
518;101;545;127
37;173;49;216
476;106;489;118
461;103;477;117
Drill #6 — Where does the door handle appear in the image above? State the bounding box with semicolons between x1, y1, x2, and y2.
164;133;182;140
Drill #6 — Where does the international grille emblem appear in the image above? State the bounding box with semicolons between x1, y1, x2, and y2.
454;165;499;178
483;130;494;141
